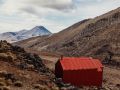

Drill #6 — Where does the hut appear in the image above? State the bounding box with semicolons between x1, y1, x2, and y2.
55;57;103;87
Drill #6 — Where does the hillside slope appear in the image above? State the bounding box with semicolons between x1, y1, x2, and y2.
48;7;120;67
15;7;120;67
0;41;57;90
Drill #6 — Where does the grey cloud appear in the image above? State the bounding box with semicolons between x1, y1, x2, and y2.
21;7;38;15
19;0;76;17
25;0;75;11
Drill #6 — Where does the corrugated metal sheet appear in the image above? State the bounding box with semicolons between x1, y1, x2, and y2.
60;57;102;71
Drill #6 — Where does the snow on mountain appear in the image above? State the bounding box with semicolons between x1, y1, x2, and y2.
17;30;28;35
0;26;52;43
0;32;18;42
22;26;52;37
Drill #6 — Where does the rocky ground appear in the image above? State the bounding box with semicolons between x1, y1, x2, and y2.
0;41;58;90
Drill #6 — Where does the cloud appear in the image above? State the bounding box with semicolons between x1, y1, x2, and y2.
0;0;120;33
1;0;120;16
0;0;74;15
27;0;73;10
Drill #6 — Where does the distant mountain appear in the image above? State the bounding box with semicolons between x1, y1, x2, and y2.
0;26;52;43
21;26;52;37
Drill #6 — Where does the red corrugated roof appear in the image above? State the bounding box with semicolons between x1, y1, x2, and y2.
60;57;103;71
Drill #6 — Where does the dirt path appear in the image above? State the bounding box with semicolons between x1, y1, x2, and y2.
40;55;59;70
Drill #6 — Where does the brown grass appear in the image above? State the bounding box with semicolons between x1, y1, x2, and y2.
33;84;49;90
14;81;23;87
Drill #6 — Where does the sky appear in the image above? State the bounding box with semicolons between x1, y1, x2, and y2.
0;0;120;33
